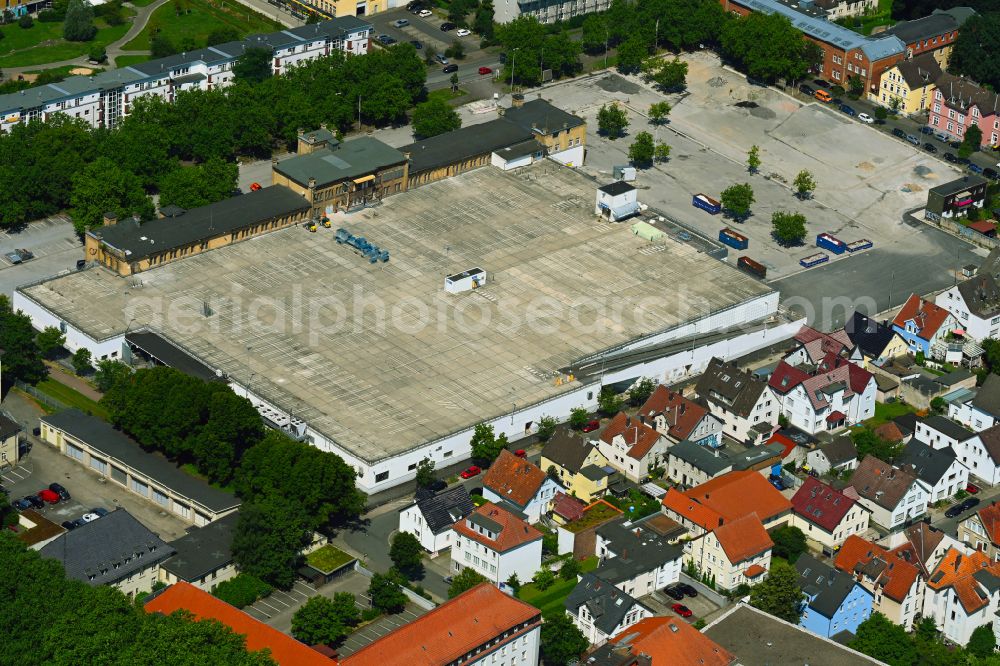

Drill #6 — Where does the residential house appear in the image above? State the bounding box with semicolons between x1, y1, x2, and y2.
158;513;239;591
844;311;911;368
846;456;927;530
880;522;957;577
695;357;778;445
898;439;969;503
805;435;859;475
145;582;337;666
873;53;943;114
959;501;1000;557
501;98;588;166
0;412;20;469
936;273;1000;341
540;430;613;503
341;582;541;666
687;513;774;592
597;412;670;483
949;373;1000;432
925;174;990;222
791;477;870;554
785;325;860;367
565;574;652;646
882;11;963;65
957;424;1000;486
40;410;241;526
915;415;974;451
585;616;737;666
891;294;959;356
551;492;588;526
637;385;723;448
667;440;785;488
40;509;175;598
873;421;908;445
451;502;543;585
769;354;876;434
555;500;625;560
482;449;560;523
398;485;475;555
928;75;1000;147
796;553;874;639
593;515;684;598
834;535;924;630
922;547;1000;645
661;470;793;536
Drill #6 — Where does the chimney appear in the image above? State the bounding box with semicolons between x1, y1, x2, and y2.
512;93;525;108
308;177;317;190
102;212;118;226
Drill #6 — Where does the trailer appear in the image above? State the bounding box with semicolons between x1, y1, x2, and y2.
816;232;847;255
693;193;722;215
800;252;830;268
846;239;873;253
738;256;767;278
718;227;749;250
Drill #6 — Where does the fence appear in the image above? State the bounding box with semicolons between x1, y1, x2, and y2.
679;572;729;607
14;380;68;411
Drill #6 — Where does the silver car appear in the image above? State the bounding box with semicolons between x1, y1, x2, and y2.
393;18;409;27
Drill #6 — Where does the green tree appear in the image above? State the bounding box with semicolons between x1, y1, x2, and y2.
949;13;1000;92
537;415;557;442
414;457;436;488
232;498;307;589
448;567;488;598
540;612;589;665
291;593;359;646
642;57;688;91
88;44;106;63
597;103;629;139
794;170;816;199
720;12;818;83
36;326;66;359
771;211;807;247
559;558;581;581
847;74;864;98
150;32;176;59
850;612;918;666
369;569;408;613
473;0;494;39
747;144;761;174
569;407;590;430
506;573;521;596
411;97;461;138
930;396;947;414
71;348;92;375
654;142;671;162
628;377;656;407
720;183;755;221
968;623;997;659
959;125;983;159
62;0;95;41
0;296;47;387
233;47;273;84
873;106;888;122
389;532;424;579
211;573;273;608
206;26;240;47
469;422;507;464
597;387;623;416
628;131;655;166
616;35;648;74
852;428;903;463
749;559;804;623
769;525;807;563
69;156;154;233
533;566;556;590
648;101;671;125
18;14;32;27
580;14;607;54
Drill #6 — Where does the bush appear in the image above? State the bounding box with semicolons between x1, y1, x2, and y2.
360;607;381;622
212;574;274;609
18;14;33;28
38;9;62;22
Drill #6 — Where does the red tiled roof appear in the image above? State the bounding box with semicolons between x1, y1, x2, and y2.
637;385;710;441
713;513;773;564
826;411;846;422
794;326;855;363
975;501;1000;545
744;564;767;579
452;502;543;553
926;548;1000;614
552;492;586;521
144;582;333;665
671;470;792;526
834;535;919;603
342;584;541;666
873;422;905;443
601;411;663;460
892;294;954;342
604;616;736;666
791;477;856;533
768;361;811;394
969;221;997;235
662;487;724;529
482;449;547;508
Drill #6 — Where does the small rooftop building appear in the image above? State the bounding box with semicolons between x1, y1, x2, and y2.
596;182;640;222
925;175;989;222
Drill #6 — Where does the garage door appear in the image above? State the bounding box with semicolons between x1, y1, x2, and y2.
110;466;127;485
67;443;84;461
130;478;149;497
90;457;108;474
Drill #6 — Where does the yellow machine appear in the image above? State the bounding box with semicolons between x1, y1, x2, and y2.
321;217;332;228
305;221;317;232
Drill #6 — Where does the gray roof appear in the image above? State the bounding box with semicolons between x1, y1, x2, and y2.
929;175;989;197
540;429;598;474
88;186;310;263
958;274;1000;320
667;439;732;476
933;7;978;25
796;553;866;619
39;509;174;586
160;512;239;582
819;435;857;466
696;357;769;418
126;331;220;383
898;440;957;487
972;374;1000;417
845;312;900;360
41;410;241;513
731;442;785;471
599;181;636;196
502;98;585;136
850;456;917;510
565;573;649;635
401;118;532;173
883;13;958;45
274;137;406;187
407;484;475;534
593;516;684;585
918;415;973;443
0;413;21;441
892;54;943;90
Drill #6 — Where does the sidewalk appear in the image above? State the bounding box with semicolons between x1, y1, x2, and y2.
44;361;102;402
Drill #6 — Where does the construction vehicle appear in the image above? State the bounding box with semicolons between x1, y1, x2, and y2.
320;217;332;228
305;221;317;232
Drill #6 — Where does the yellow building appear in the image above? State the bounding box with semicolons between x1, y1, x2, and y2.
540;430;612;503
843;312;910;369
283;0;385;19
871;54;942;115
0;412;20;469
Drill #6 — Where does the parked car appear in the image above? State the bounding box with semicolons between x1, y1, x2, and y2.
16;249;33;261
906;134;920;146
967;483;982;494
920;126;934;135
12;498;32;511
435;53;448;65
582;419;600;433
672;603;693;618
377;34;397;45
442;64;458;73
90;507;109;517
393;18;409;27
934;131;950;142
460;465;481;479
831;97;843;106
410;40;423;49
944;152;957;162
513;449;527;458
813;78;830;88
249;182;262;192
963;497;981;512
892;128;907;139
71;517;88;528
440;21;456;31
5;252;22;265
25;495;45;510
798;84;814;96
768;474;785;491
969;163;985;174
923;142;937;153
418;8;432;16
37;489;60;504
61;520;77;530
946;502;969;518
814;89;832;103
80;512;101;523
456;28;471;36
664;586;685;600
478;66;493;75
49;483;71;501
858;112;874;124
676;583;698;598
839;104;855;116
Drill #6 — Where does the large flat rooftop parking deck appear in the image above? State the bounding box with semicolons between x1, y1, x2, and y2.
19;164;770;465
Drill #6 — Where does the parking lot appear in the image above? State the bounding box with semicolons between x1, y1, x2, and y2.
336;601;429;657
0;215;82;298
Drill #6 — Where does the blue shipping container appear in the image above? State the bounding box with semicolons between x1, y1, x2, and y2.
816;233;847;255
693;193;722;214
800;252;830;268
846;239;873;253
719;228;749;250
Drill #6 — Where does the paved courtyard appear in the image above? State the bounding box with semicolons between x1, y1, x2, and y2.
0;215;82;299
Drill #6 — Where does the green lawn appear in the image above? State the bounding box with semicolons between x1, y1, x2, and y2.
864;401;918;427
519;556;598;616
114;54;150;67
35;377;109;420
26;64;102;78
0;19;133;68
427;87;467;102
306;544;356;573
124;0;281;52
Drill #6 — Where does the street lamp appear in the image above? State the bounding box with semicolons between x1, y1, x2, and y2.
510;47;520;91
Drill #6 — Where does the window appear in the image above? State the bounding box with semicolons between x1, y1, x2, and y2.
152;488;169;507
130;478;149;497
375;471;389;482
90;457;108;474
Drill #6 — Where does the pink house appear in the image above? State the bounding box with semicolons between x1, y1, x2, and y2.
928;74;1000;147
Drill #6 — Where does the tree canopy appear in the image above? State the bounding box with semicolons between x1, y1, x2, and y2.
721;12;820;82
769;525;807;563
597;103;629;139
628;131;655;166
389;531;424;579
69;156;155;233
448;567;488;598
158;158;239;209
850;612;918;666
949;12;1000;92
469;422;509;464
369;569;408;613
495;17;581;86
749;559;804;623
720;183;755;220
411;97;461;138
852;427;903;463
0;295;47;387
233;47;274;83
232;496;308;589
62;0;95;41
540;612;589;665
291;593;360;646
771;211;807;247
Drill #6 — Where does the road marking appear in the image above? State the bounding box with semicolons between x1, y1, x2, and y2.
257;599;284;613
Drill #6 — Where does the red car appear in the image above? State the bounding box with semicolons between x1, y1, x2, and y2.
37;489;60;504
671;603;693;618
249;182;262;192
460;465;481;479
582;419;600;433
967;483;981;494
514;449;527;458
478;66;492;75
